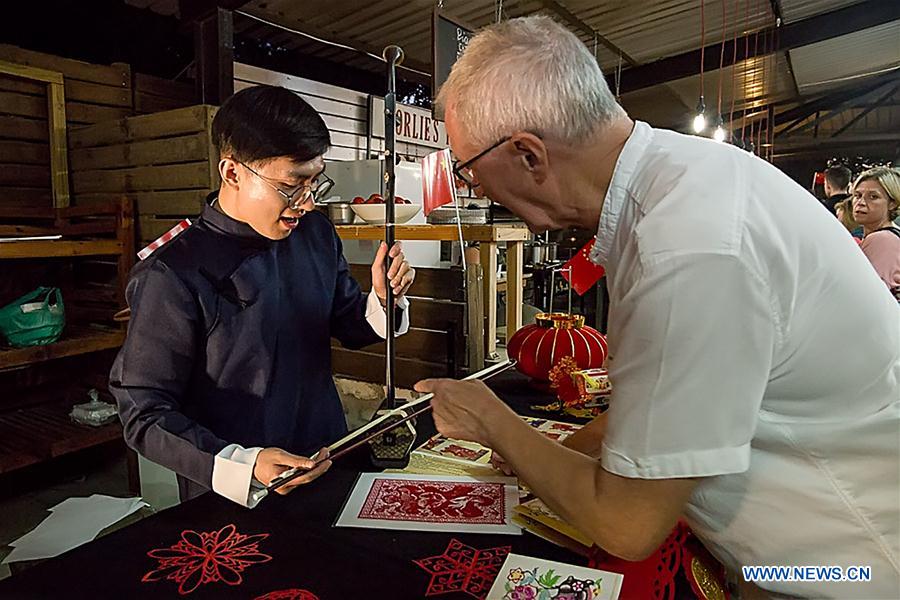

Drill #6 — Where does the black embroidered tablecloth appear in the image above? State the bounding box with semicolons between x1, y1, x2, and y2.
0;371;593;600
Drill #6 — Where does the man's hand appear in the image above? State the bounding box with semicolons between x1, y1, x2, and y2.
372;241;415;305
253;447;331;495
414;379;514;446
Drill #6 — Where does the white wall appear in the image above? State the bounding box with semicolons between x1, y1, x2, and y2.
234;63;439;162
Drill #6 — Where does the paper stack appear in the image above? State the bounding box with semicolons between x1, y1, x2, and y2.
3;494;147;564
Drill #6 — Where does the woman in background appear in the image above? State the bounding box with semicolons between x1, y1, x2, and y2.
853;167;900;299
835;197;862;240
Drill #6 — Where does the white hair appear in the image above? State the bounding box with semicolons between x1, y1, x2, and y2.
436;15;626;147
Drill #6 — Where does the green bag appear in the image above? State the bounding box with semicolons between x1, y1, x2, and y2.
0;287;65;348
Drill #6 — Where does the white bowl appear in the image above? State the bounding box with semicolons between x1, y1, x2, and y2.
350;204;421;225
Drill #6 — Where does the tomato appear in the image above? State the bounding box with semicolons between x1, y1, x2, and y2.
352;196;365;204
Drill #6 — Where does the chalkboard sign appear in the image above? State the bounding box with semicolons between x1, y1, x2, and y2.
432;10;474;118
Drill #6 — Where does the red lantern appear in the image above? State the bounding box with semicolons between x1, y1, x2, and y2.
507;313;608;381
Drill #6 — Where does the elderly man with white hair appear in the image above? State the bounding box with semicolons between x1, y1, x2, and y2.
415;15;899;600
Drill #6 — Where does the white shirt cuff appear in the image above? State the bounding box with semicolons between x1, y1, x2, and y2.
365;289;410;338
212;444;265;508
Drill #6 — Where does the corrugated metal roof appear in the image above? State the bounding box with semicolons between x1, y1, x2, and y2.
789;20;900;94
232;0;897;140
569;0;774;66
778;0;864;24
243;0;547;74
663;52;796;117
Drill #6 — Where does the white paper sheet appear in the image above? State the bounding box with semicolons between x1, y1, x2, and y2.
486;553;624;600
335;473;521;535
3;495;147;564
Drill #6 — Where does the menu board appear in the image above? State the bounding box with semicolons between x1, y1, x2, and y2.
432;10;474;118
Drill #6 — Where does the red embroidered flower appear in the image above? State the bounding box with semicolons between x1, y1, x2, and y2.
414;538;512;599
254;590;320;600
142;523;272;595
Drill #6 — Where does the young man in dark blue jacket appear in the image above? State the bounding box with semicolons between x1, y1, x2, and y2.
110;85;415;507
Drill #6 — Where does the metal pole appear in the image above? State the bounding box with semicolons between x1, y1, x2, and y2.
548;268;555;314
382;45;403;410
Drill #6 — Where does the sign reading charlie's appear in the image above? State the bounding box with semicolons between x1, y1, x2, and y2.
432;10;473;119
369;96;448;149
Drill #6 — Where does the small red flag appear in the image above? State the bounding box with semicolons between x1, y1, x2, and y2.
561;239;606;295
422;148;456;216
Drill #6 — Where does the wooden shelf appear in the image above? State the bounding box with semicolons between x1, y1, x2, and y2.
0;198;135;482
0;402;123;475
334;223;530;242
0;238;123;259
0;328;125;371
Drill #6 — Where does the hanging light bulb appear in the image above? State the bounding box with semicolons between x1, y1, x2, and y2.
692;96;707;133
693;113;707;134
713;125;726;143
713;116;727;143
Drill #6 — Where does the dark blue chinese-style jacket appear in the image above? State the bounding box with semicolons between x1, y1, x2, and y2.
110;194;388;501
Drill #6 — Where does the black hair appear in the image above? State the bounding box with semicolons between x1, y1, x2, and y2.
824;165;852;191
212;85;330;164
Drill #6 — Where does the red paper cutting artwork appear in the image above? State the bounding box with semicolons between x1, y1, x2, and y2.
358;479;506;525
442;444;488;461
414;538;512;599
549;422;579;432
422;436;443;450
255;590;320;600
142;523;272;595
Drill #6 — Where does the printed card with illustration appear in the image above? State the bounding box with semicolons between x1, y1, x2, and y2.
514;498;594;549
413;417;583;470
415;434;494;466
336;473;521;535
486;553;623;600
521;416;583;442
386;451;498;478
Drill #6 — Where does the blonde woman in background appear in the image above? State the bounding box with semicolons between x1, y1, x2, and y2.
853;167;900;298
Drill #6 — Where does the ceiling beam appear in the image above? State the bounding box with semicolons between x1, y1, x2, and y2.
830;84;900;138
774;69;900;132
538;0;639;66
617;0;900;93
773;133;900;156
179;0;252;23
784;79;897;136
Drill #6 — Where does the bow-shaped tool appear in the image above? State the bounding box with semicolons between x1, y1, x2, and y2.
250;360;516;504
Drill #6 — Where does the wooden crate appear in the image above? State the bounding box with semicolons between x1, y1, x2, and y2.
68;105;219;246
133;73;196;115
0;45;131;209
331;264;484;389
0;45;131;127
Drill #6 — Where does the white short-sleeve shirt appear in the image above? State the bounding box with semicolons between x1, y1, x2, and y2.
593;122;900;598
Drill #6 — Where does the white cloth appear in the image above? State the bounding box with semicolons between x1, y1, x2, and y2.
211;291;410;508
363;288;411;338
595;121;900;599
